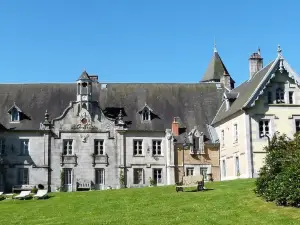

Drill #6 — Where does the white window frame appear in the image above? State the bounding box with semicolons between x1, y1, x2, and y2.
186;167;194;176
20;139;29;156
63;168;72;185
142;109;151;121
153;168;162;184
133;140;143;156
95;168;105;185
259;120;270;138
133;168;144;184
222;159;226;178
152;140;162;156
11;108;20;122
288;91;294;104
221;129;225;147
235;156;240;176
0;139;5;155
63;140;73;155
94;140;104;155
233;123;238;143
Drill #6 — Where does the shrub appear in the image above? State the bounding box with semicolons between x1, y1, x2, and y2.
31;187;38;194
255;132;300;207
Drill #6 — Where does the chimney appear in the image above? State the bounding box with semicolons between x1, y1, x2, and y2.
89;75;99;82
171;117;179;136
249;48;263;79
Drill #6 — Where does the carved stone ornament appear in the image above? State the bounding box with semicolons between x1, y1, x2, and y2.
80;134;89;143
71;109;98;130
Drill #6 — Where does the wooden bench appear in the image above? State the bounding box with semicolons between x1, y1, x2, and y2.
76;179;92;191
12;184;36;193
176;175;204;192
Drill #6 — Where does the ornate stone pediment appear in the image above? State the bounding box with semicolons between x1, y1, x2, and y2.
71;109;98;131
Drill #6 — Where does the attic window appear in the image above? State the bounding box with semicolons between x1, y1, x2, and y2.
276;88;284;103
11;108;19;121
142;109;150;121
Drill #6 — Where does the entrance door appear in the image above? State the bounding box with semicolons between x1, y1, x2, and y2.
64;169;72;192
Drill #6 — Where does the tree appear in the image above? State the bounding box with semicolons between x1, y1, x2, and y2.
255;132;300;207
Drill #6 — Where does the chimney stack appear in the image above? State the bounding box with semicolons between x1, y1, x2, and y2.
171;117;179;136
249;48;263;79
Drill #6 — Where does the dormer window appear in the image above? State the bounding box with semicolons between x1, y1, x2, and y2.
11;108;20;122
276;88;284;103
142;109;150;121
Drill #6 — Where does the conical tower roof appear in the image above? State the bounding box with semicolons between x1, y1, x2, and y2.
201;48;229;82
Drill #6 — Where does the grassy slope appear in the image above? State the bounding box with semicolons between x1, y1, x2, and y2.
0;179;300;225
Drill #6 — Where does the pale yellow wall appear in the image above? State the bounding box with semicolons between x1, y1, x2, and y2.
215;111;248;180
248;70;300;176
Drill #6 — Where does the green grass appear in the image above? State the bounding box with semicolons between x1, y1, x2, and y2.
1;179;300;225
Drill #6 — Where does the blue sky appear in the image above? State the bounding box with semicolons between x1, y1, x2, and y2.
0;0;299;85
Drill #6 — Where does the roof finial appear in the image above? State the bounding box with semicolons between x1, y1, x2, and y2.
258;47;261;55
213;37;217;53
277;45;282;56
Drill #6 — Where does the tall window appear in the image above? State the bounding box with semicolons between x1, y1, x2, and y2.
221;130;225;146
186;167;194;176
63;168;72;185
289;92;294;104
295;120;300;133
276;88;284;103
0;139;5;155
20;139;29;155
18;168;29;185
233;124;238;143
193;137;199;150
235;156;240;176
133;168;144;184
200;168;208;180
222;160;226;178
133;140;143;156
63;140;73;155
11;108;19;122
94;140;104;155
153;169;162;184
259;120;270;138
267;91;273;104
152;140;162;155
0;171;4;186
95;169;105;185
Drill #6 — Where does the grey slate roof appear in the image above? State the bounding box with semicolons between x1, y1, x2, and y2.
211;60;275;125
0;82;224;139
201;51;230;82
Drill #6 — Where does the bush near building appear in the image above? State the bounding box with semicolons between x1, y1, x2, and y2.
255;132;300;207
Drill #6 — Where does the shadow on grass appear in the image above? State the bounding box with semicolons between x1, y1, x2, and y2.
184;188;215;193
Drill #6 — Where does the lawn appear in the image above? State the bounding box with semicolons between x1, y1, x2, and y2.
1;179;300;225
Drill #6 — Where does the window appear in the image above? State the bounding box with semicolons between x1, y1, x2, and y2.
18;168;29;185
95;169;105;185
235;156;240;176
259;120;270;138
63;168;72;185
192;137;199;150
11;108;19;122
0;171;4;186
186;167;194;176
267;91;273;104
142;109;150;121
295;120;300;133
153;169;162;184
276;88;284;103
222;160;226;178
200;168;208;180
152;140;162;155
133;168;144;184
0;139;5;155
289;92;294;104
133;140;143;156
63;140;73;155
94;140;104;155
233;124;238;143
81;82;88;94
20;139;29;155
221;130;225;146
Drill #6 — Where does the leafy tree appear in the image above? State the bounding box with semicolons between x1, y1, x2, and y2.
255;132;300;207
